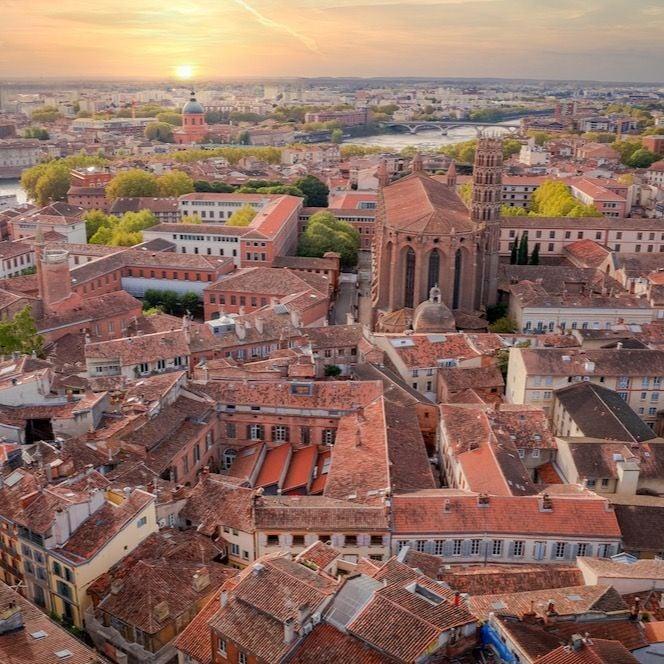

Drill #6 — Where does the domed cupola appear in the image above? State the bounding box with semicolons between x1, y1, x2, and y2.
182;91;205;115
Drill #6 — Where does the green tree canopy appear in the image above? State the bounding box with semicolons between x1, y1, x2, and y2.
530;180;602;217
330;128;343;144
626;148;658;168
30;107;61;123
156;112;182;126
227;204;257;227
0;306;43;355
106;169;159;200
156;170;194;197
295;175;329;207
298;211;359;267
503;139;522;158
23;127;49;140
144;122;174;143
489;317;517;333
21;154;107;205
87;209;157;246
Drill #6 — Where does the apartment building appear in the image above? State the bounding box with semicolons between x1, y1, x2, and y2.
391;489;622;563
506;347;664;424
500;217;664;257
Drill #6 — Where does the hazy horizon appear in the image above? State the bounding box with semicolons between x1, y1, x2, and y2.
1;0;663;84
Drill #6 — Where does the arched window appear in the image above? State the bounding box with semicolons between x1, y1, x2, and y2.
223;449;237;470
427;250;440;294
404;247;416;308
453;248;463;309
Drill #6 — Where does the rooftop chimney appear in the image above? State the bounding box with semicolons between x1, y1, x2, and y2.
283;617;296;644
0;601;23;635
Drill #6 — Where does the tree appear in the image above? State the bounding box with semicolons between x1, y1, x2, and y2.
613;140;641;165
144;122;174;143
156;170;194;197
530;180;602;217
295;175;329;207
330;128;343;144
88;209;156;246
502;139;522;158
21;154;107;204
510;234;519;265
0;306;43;355
324;365;342;378
489;317;517;333
517;232;529;265
142;289;200;316
84;209;110;240
529;243;540;265
227;204;257;227
627;148;658;168
31;107;61;123
298;211;359;268
34;164;70;206
106;169;159;200
156;112;182;126
501;205;528;216
23;127;49;140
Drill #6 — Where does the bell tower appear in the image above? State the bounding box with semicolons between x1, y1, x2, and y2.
472;134;503;306
471;135;503;223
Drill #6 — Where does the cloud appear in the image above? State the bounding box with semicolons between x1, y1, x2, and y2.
231;0;321;53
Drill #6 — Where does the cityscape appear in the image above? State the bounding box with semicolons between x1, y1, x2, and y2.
0;2;664;664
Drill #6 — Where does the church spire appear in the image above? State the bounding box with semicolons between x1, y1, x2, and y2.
471;133;503;224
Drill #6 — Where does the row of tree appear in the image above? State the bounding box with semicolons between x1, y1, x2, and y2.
509;232;540;265
143;289;202;317
104;169;195;199
195;175;329;207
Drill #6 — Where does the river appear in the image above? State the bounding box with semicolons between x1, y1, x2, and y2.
0;179;27;203
344;121;517;151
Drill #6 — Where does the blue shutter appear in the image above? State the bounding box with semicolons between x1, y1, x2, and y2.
534;542;545;560
423;540;435;554
478;540;488;557
584;544;593;557
461;540;471;557
508;541;516;558
442;540;454;558
550;542;559;559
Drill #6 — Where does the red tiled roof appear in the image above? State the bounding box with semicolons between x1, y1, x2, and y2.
392;491;621;538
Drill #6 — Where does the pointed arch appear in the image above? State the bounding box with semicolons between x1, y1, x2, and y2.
427;249;441;294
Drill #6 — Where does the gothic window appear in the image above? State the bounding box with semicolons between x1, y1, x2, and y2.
427;250;440;294
453;248;463;309
404;247;416;309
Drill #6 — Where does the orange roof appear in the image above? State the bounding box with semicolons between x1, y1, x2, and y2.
310;449;331;494
645;621;664;644
256;443;291;487
282;445;318;492
392;491;621;538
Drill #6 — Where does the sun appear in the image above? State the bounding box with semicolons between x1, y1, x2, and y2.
175;64;194;80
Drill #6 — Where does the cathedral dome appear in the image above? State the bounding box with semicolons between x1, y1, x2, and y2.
182;91;204;115
412;285;456;333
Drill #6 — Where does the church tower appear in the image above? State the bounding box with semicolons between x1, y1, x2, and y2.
472;135;502;305
471;135;502;223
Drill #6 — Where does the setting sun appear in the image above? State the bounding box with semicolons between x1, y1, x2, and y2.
174;64;194;80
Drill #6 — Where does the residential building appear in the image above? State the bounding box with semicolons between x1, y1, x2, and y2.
0;139;42;178
0;581;101;664
16;485;157;628
506;347;664;424
391;489;622;563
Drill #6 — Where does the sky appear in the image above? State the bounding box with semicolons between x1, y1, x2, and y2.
0;0;662;82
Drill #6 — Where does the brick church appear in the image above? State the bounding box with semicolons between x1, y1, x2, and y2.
173;90;209;144
371;136;502;331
